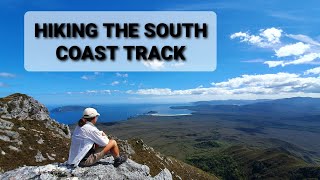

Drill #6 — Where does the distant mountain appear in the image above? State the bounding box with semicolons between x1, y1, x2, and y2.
174;97;320;117
193;99;270;106
50;105;87;113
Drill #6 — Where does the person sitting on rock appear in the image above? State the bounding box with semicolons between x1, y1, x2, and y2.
67;107;127;167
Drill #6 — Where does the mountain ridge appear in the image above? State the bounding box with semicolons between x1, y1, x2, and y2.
0;93;217;180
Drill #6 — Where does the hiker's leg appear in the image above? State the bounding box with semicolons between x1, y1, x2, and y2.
103;139;120;157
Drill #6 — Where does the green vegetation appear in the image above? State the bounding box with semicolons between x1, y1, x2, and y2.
187;153;245;179
193;141;221;148
125;139;218;180
98;111;320;179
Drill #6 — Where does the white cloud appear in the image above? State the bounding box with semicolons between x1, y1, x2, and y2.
231;27;320;68
304;66;320;75
81;72;102;80
286;53;320;65
171;62;185;67
81;75;90;80
127;73;320;97
230;32;263;46
116;73;128;78
241;59;264;63
230;27;282;48
66;89;113;95
111;81;120;86
0;72;15;78
259;27;282;44
264;53;320;67
275;42;310;57
287;34;320;46
263;61;284;68
142;61;165;70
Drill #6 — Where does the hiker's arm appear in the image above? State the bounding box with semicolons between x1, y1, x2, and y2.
90;130;109;147
101;131;106;136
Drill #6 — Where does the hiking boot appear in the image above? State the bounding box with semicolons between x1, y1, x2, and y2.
113;154;128;167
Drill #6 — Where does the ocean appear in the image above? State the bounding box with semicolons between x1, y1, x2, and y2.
48;103;192;124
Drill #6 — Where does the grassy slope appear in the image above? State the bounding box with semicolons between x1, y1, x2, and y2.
125;139;218;180
0;119;70;172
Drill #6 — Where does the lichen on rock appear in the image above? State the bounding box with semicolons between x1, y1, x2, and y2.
0;156;173;180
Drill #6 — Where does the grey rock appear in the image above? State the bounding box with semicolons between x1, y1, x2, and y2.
0;156;172;180
0;119;14;130
0;94;71;139
8;145;20;152
35;150;47;162
0;135;10;142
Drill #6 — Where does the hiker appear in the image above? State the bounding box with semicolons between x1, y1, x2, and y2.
67;107;127;167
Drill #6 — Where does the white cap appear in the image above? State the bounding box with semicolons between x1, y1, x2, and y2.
83;108;100;118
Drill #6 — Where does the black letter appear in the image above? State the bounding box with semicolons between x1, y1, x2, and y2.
136;46;148;60
95;46;106;60
81;46;94;60
148;46;161;60
129;23;139;38
69;46;82;61
35;23;47;38
56;46;68;61
123;46;135;60
144;23;156;38
106;46;119;61
86;23;98;38
161;46;173;61
195;23;207;38
174;46;186;60
103;23;115;37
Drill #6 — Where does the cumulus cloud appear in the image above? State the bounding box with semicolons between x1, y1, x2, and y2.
259;27;282;44
304;66;320;75
142;61;165;70
116;73;128;78
126;73;320;97
275;42;310;57
231;28;320;67
0;72;16;78
111;81;120;86
230;27;282;48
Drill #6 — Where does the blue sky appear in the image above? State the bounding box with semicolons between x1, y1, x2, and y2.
1;0;320;105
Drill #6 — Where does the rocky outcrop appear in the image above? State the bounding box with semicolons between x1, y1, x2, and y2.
0;156;172;180
0;93;50;121
0;93;70;138
0;93;71;171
